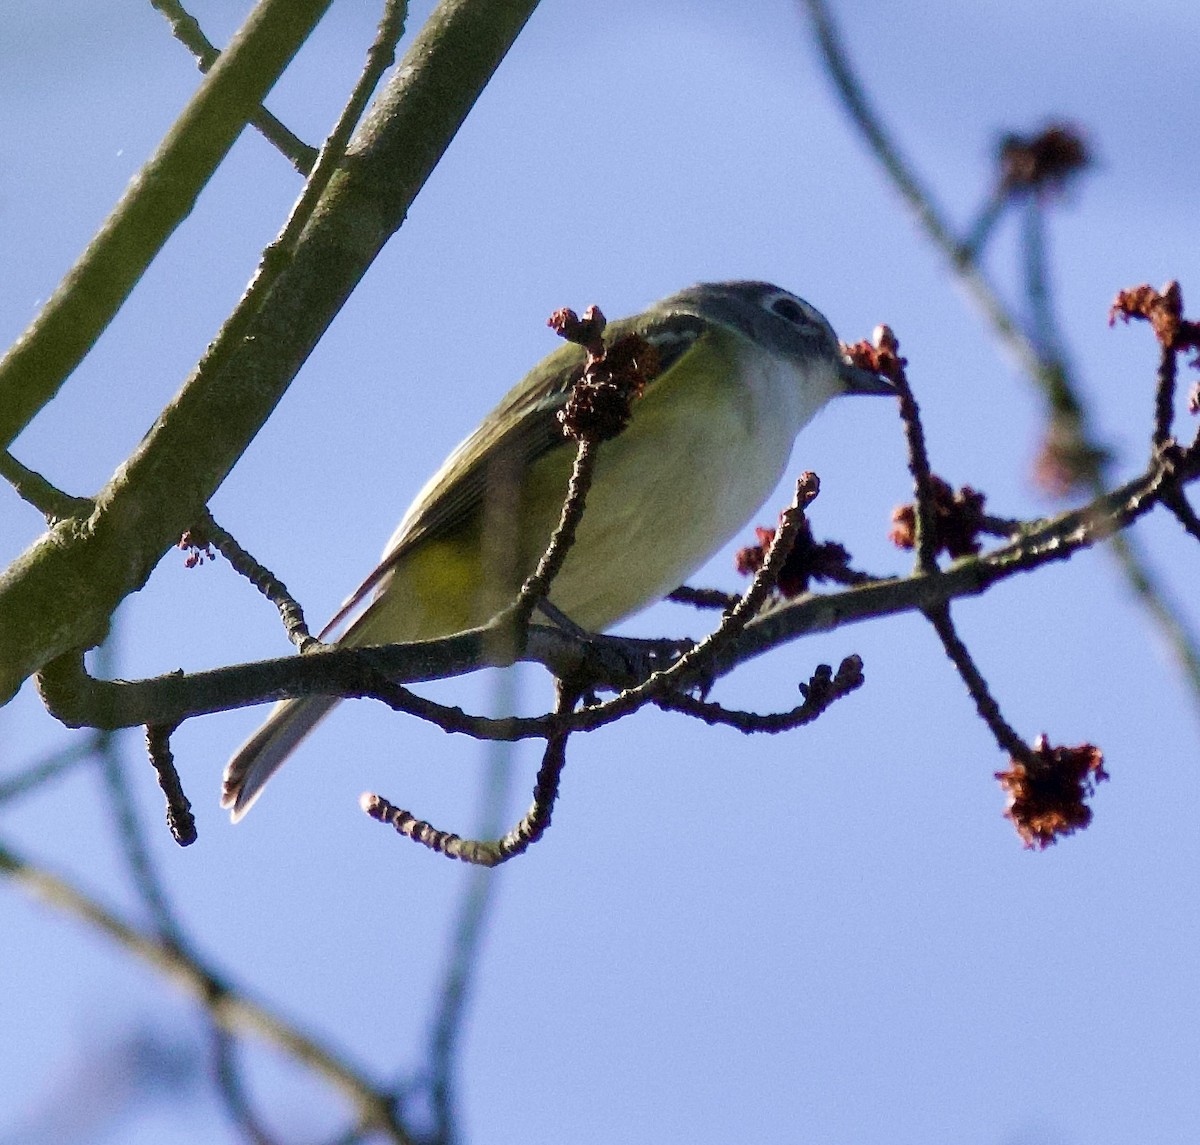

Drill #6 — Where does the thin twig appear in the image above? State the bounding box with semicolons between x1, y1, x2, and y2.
1161;486;1200;543
96;729;191;945
801;0;1200;717
362;678;581;866
196;510;315;651
511;440;597;629
260;0;409;278
667;585;742;611
892;367;938;574
91;636;192;945
980;513;1025;537
925;604;1030;761
592;474;820;712
654;655;864;732
146;723;197;847
0;451;92;522
149;0;319;173
1154;341;1178;449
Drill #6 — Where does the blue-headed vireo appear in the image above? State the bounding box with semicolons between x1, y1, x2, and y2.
222;280;893;819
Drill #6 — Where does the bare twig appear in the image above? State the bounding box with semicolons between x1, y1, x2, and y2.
1154;341;1179;449
654;655;864;732
889;345;938;574
149;0;319;173
667;585;741;611
593;473;821;711
193;510;315;651
924;604;1030;762
510;440;597;630
362;678;581;865
1161;486;1200;543
145;724;197;847
96;750;188;941
0;451;93;522
261;0;409;279
801;0;1200;716
89;639;193;949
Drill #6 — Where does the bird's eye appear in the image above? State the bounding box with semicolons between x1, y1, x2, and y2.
770;296;807;324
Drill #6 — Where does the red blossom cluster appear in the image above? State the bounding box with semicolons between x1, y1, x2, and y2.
735;516;854;598
842;325;907;386
996;735;1108;849
1110;281;1200;363
178;529;215;569
549;305;659;442
889;474;987;559
999;123;1091;195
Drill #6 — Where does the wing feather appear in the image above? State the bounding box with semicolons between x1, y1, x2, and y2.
320;310;707;639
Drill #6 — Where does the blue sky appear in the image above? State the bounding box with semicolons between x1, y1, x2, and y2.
3;2;1200;1142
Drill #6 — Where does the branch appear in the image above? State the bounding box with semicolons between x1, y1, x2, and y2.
0;0;334;450
362;678;582;865
0;451;92;522
924;604;1029;761
208;1024;286;1145
192;511;315;651
653;656;864;731
149;0;321;173
0;0;543;705
34;440;1198;740
801;0;1200;716
0;837;413;1143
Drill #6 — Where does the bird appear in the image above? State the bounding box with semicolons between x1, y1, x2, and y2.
222;280;893;820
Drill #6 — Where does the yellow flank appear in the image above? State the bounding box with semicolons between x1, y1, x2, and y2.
348;327;790;644
348;535;482;645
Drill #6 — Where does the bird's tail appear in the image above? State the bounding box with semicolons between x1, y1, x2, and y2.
221;695;340;822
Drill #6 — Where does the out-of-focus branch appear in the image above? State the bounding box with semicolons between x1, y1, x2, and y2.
800;0;1200;714
420;672;519;1145
0;837;413;1143
363;677;581;865
208;1025;285;1145
800;0;1060;386
0;736;99;804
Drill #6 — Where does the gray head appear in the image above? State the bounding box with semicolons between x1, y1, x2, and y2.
658;280;893;397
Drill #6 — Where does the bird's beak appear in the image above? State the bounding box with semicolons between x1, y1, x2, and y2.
838;361;896;396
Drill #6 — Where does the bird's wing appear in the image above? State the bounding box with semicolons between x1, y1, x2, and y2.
319;310;708;640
